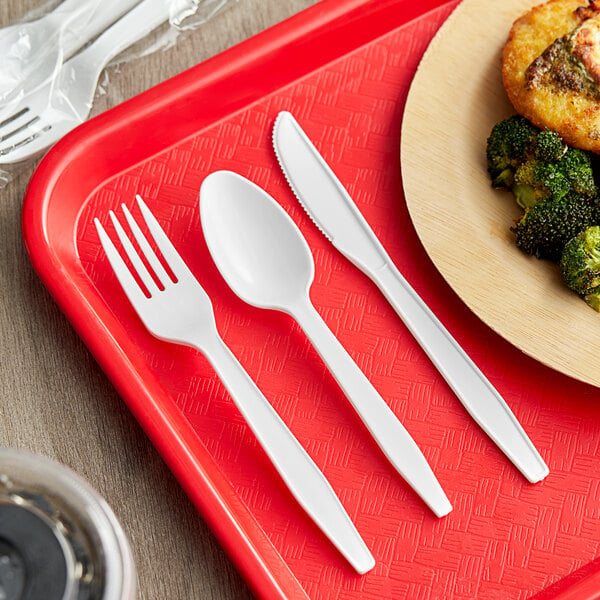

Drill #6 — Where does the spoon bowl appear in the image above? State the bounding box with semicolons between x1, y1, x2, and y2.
200;170;314;311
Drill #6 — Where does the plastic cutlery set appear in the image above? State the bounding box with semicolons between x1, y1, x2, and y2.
95;111;549;573
0;0;140;105
0;0;184;162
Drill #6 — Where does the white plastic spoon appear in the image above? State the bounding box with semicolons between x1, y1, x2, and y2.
200;170;452;518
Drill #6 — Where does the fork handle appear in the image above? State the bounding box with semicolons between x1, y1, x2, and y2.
371;262;549;483
291;300;452;518
200;333;375;575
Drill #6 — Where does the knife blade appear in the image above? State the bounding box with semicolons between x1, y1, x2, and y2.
272;110;549;484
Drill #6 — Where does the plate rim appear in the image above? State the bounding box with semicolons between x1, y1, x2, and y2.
400;0;600;389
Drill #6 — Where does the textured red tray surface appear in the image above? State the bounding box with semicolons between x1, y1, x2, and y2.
22;1;600;598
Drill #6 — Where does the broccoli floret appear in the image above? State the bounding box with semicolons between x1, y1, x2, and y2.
533;129;566;162
556;147;597;197
513;160;570;208
486;115;538;187
486;117;598;207
559;226;600;294
560;226;600;312
512;194;600;261
511;151;597;208
486;116;600;306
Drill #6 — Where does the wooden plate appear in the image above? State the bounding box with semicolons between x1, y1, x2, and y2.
401;0;600;388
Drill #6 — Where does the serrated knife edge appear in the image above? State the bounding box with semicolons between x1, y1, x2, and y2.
272;111;335;242
272;110;389;273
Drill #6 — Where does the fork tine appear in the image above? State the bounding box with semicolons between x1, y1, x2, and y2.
135;195;192;281
109;210;160;296
0;121;50;156
94;218;148;309
0;107;29;129
0;108;37;141
121;204;172;289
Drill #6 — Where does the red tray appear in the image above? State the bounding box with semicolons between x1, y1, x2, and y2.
22;0;600;598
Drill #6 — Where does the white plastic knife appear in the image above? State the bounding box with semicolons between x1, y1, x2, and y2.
272;110;549;484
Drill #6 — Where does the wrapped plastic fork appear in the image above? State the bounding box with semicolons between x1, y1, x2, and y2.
0;0;140;106
0;0;236;184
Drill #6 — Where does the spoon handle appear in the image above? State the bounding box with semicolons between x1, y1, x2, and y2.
371;262;549;484
292;301;452;518
201;333;375;575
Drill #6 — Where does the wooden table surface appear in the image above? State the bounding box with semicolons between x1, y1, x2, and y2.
0;1;318;598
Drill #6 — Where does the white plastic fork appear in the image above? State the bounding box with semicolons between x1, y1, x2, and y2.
0;0;175;164
0;0;140;106
94;195;375;575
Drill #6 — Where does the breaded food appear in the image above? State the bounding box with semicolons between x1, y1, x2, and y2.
503;0;600;152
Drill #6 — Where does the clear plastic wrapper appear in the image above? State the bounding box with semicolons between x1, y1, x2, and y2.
0;0;235;186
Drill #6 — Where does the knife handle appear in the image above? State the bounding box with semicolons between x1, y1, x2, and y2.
202;332;375;575
370;261;549;483
292;300;452;518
